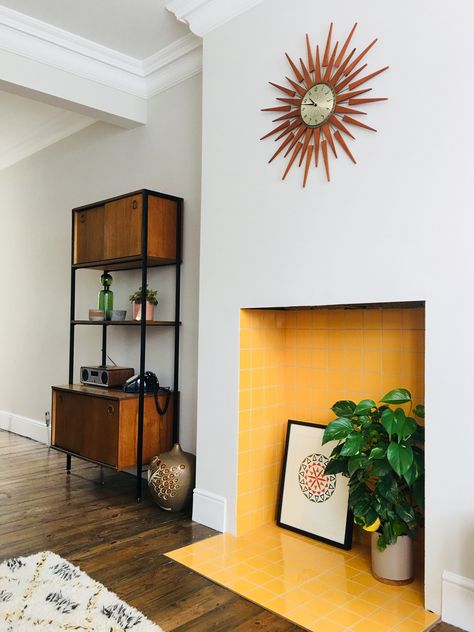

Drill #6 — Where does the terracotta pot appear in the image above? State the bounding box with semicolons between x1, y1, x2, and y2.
371;533;414;585
147;444;195;512
132;302;154;320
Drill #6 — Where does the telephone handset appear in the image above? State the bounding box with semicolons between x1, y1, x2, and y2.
123;371;171;416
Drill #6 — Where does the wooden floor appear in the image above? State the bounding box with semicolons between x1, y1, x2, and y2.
0;431;461;631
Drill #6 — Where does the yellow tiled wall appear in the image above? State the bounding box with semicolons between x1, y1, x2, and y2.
237;307;425;535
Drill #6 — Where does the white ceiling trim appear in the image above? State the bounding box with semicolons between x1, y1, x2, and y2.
0;109;94;171
166;0;264;37
0;5;202;101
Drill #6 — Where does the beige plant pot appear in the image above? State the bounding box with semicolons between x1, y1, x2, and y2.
371;533;414;585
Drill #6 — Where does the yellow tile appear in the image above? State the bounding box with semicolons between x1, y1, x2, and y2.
382;350;403;374
313;310;329;329
239;369;251;390
311;619;347;632
346;371;363;391
326;606;364;627
345;329;364;350
240;309;252;328
240;328;252;348
328;329;345;350
382;329;402;351
328;370;345;390
296;310;313;329
345;349;363;371
364;373;383;395
407;609;440;626
364;350;382;372
364;330;383;350
345;598;378;617
319;588;354;606
361;587;395;606
329;349;345;370
392;620;425;632
239;390;251;411
383;309;402;329
240;349;251;370
328;310;345;330
345;310;363;329
363;309;382;329
226;577;258;593
352;619;388;632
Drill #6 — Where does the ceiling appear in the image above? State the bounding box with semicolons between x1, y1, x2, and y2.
0;0;189;58
0;0;193;171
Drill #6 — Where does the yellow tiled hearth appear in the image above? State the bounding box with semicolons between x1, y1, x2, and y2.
238;307;425;535
166;524;438;631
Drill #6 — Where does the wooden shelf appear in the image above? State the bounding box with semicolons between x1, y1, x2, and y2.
73;255;179;271
53;383;177;400
72;320;180;327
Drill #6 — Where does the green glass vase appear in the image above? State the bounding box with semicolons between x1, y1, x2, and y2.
98;273;114;320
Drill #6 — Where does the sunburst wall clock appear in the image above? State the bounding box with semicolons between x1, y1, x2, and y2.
260;23;388;186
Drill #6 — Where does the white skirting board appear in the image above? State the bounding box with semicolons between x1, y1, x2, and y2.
442;570;474;631
192;488;226;532
0;411;49;444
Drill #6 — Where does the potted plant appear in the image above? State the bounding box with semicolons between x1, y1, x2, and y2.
129;285;158;320
322;388;424;584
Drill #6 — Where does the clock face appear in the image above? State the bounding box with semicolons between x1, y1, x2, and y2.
300;83;336;128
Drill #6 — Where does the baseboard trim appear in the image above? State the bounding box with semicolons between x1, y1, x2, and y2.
0;411;49;444
192;488;226;532
442;570;474;631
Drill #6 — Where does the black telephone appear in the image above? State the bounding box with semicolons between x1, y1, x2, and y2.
123;371;171;416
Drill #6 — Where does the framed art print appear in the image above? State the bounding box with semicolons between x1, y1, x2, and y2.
277;420;353;549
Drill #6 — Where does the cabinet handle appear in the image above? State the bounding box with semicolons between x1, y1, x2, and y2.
132;200;137;209
107;405;115;415
79;213;86;223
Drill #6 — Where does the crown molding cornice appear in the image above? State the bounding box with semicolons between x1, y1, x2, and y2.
166;0;264;37
0;5;202;102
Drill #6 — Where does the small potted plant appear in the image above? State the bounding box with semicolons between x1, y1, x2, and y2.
322;388;424;584
129;285;158;320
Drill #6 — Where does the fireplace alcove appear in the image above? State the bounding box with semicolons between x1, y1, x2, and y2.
167;301;435;631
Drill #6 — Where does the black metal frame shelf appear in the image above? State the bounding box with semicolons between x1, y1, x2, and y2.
65;189;183;500
72;320;181;327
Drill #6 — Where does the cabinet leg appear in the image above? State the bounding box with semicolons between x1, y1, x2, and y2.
66;454;72;474
136;474;143;502
99;466;105;486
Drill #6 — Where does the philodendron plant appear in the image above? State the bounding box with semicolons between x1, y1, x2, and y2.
322;388;424;551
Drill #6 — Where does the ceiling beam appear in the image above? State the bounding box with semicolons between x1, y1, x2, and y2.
0;6;202;128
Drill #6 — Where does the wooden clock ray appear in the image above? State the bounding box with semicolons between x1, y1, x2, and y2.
260;23;388;186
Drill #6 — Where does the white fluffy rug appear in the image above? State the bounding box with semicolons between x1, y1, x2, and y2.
0;551;163;631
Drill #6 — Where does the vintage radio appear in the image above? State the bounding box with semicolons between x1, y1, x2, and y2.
80;366;134;388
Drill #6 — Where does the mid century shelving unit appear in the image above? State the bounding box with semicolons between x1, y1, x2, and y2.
51;189;183;500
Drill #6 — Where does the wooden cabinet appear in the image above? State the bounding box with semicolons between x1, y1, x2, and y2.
73;190;180;267
52;386;173;469
52;189;183;497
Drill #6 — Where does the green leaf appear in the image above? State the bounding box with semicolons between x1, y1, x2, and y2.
393;410;417;442
413;404;425;419
369;446;386;460
352;496;374;520
324;459;348;476
376;475;399;502
348;455;368;477
395;502;416;524
370;459;392;477
340;432;365;456
380;388;412;404
322;418;353;444
387;442;414;476
412;476;425;511
353;399;376;415
331;400;356;417
403;462;417;486
381;409;395;437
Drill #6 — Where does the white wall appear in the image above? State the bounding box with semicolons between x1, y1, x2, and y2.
0;73;202;451
195;0;474;614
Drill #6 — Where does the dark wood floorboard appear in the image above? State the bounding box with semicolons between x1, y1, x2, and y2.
0;430;302;631
0;431;463;631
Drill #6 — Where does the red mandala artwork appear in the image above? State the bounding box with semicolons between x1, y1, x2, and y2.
299;454;336;503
